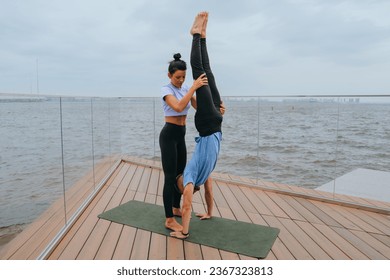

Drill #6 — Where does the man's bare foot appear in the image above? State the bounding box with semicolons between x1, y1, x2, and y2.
190;12;205;35
201;12;208;38
173;207;182;217
170;231;189;239
165;218;183;232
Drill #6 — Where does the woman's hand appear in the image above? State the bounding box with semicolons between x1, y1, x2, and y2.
220;101;226;115
192;73;208;90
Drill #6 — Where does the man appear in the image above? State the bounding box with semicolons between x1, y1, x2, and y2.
171;11;224;239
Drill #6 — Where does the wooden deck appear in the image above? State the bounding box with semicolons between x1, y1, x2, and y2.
1;156;389;260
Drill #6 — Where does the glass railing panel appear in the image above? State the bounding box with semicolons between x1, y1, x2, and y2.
328;97;390;202
211;97;260;179
212;96;341;189
259;97;341;189
120;97;156;159
107;97;123;161
60;97;95;218
0;95;65;240
90;97;112;185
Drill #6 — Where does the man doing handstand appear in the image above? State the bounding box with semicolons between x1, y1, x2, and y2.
171;11;223;239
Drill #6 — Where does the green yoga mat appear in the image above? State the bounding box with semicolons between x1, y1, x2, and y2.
98;200;279;259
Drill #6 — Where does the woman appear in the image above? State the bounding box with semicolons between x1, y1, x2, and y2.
159;53;208;232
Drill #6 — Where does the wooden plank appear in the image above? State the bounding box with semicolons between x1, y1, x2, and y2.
76;219;112;260
279;218;331;259
109;163;130;187
94;223;123;260
157;171;164;197
332;227;387;260
352;211;390;236
128;165;145;191
239;254;257;260
112;226;136;260
184;241;203;260
217;207;235;220
267;192;306;221
147;168;160;195
263;216;313;260
167;237;184;260
371;233;390;249
295;220;350;260
252;189;289;219
312;223;369;260
227;185;258;214
309;200;362;231
134;167;152;202
218;181;251;223
200;246;221;260
263;250;277;260
281;196;324;225
296;199;342;227
266;237;294;260
240;188;273;216
130;229;151;260
116;164;137;196
219;250;240;260
331;205;383;234
148;233;167;260
211;179;230;209
350;230;390;259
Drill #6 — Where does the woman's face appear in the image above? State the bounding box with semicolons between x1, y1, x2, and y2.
169;70;186;88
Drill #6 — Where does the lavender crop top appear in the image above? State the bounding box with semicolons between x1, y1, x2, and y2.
161;83;191;116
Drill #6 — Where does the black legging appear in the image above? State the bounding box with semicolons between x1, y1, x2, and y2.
191;34;223;136
159;123;186;218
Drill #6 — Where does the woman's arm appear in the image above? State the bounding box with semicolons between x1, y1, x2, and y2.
165;74;207;112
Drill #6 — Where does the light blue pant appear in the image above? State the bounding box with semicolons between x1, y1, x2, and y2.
183;132;222;188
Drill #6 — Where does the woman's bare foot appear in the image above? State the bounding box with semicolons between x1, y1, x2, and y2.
190;12;205;35
173;207;182;217
201;12;208;38
165;217;183;232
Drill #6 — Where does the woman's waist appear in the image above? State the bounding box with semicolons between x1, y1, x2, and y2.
165;115;187;126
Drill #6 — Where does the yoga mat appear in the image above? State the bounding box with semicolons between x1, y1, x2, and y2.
98;200;279;259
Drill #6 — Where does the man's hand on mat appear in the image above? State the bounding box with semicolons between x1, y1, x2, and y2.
196;213;211;220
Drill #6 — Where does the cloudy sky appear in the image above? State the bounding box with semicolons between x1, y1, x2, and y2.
1;0;390;97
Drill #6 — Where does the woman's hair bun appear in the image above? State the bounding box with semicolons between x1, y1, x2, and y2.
168;53;186;74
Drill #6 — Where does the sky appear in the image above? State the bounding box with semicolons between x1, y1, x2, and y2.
1;0;390;97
